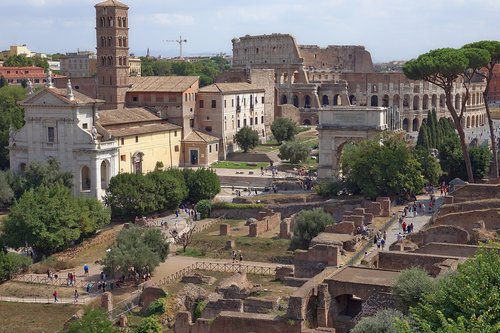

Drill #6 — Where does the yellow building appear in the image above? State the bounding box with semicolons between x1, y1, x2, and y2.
98;108;182;173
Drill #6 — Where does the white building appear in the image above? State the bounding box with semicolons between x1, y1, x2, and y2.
9;80;118;199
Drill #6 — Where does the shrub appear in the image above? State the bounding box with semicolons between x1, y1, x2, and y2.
278;140;311;164
351;309;404;333
194;300;208;320
290;208;335;250
30;256;72;274
0;251;32;281
392;267;435;313
195;199;212;219
148;298;167;316
211;202;266;210
134;316;162;333
314;180;344;197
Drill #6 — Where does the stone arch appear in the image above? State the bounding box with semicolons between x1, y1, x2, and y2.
403;94;410;108
19;162;26;172
350;95;356;105
403;118;410;132
100;160;111;190
333;94;341;106
304;95;311;108
81;165;91;191
413;95;420;110
382;94;389;107
412;118;419;131
322;95;329;106
303;119;311;126
132;152;144;174
293;94;299;107
393;94;400;108
334;294;363;319
466;116;471;128
431;94;437;108
423;94;429;109
370;95;378;107
476;115;479;127
291;71;299;84
281;94;287;105
280;72;288;84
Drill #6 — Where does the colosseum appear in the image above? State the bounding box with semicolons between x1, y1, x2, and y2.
228;33;487;132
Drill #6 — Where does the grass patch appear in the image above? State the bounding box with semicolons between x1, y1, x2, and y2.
212;202;266;210
0;301;82;333
211;161;269;169
176;247;206;257
30;256;73;274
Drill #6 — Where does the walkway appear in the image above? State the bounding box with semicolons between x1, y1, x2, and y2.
0;294;96;305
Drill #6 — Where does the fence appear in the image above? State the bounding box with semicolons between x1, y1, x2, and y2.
154;261;276;287
108;290;142;319
0;295;93;304
12;274;93;288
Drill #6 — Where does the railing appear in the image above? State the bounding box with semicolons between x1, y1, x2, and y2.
154;261;276;287
108;290;142;319
0;295;93;304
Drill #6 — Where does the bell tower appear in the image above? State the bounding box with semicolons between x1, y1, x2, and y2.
95;0;129;110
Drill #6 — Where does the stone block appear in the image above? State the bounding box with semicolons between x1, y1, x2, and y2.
225;240;235;249
325;221;355;234
363;213;374;224
100;292;113;313
118;315;128;328
249;223;258;237
349;215;364;227
353;208;366;215
220;223;230;236
181;273;216;285
444;195;454;204
275;266;294;281
140;287;167;311
377;197;391;217
243;297;278;314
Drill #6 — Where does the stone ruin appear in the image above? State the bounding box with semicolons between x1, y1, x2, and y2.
247;210;282;237
181;273;216;285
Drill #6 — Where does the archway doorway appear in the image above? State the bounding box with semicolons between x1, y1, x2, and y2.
100;160;110;190
132;152;144;174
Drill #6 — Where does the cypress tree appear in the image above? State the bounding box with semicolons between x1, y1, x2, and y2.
426;110;435;148
417;123;430;149
431;110;439;147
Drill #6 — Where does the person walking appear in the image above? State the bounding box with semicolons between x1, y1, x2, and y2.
83;264;89;276
52;290;58;303
74;289;79;303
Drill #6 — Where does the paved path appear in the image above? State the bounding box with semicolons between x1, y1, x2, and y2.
0;294;96;305
364;195;444;258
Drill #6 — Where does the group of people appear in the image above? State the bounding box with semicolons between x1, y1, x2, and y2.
66;271;77;286
374;230;387;250
231;250;244;264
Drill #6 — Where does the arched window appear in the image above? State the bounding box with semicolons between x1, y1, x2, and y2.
402;118;409;132
304;95;311;108
293;95;299;107
370;95;378;107
423;95;429;109
322;95;329;106
100;160;110;190
412;118;419;131
382;94;389;107
133;152;144;174
333;94;341;106
123;18;126;27
81;166;91;191
281;95;287;105
350;95;357;105
413;95;420;110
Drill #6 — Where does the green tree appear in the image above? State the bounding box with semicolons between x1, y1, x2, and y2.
3;55;49;71
105;172;157;217
413;147;442;185
134;316;162;333
183;168;220;202
416;122;430;149
0;76;7;88
290;208;334;250
392;267;435;313
0;251;32;281
10;159;73;197
0;85;26;169
0;171;14;208
278;140;311;164
3;184;108;257
425;110;436;148
77;197;111;237
146;170;188;211
235;126;259;152
469;144;492;180
404;47;490;182
62;308;119;333
406;245;500;332
195;199;212;219
103;226;168;277
271;118;298;144
341;133;425;199
463;41;500;178
431;110;440;148
351;309;404;333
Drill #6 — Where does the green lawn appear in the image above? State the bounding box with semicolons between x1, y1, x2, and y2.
210;161;269;169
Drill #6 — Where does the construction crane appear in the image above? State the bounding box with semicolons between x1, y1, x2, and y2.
163;36;187;59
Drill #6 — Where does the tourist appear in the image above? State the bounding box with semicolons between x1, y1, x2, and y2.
383;231;387;240
381;238;385;250
83;264;89;276
397;232;403;242
409;222;414;233
67;272;72;286
402;221;407;233
239;253;243;264
74;289;79;303
53;290;58;303
376;238;381;249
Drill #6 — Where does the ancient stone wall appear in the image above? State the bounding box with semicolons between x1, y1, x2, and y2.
248;212;281;237
413;242;480;257
375;251;463;277
201;299;243;319
294;245;340;278
438;199;500;216
353;292;396;322
448;184;500;203
406;225;470;247
276;104;301;123
175;311;302;333
433;209;500;234
299;45;374;72
243;297;278;314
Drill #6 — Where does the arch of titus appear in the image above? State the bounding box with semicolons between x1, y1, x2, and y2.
318;92;388;179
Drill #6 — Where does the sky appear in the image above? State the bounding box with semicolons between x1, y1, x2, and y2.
1;0;500;62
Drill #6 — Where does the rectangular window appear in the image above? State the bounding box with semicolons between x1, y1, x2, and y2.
120;138;124;145
209;145;212;153
237;120;240;128
47;127;55;143
135;136;139;143
175;145;180;152
224;100;227;108
174;130;177;137
199;100;204;108
215;144;218;152
243;119;247;127
190;119;194;127
211;100;216;108
231;99;234;107
82;123;88;129
250;118;253;125
120;155;126;161
261;96;265;103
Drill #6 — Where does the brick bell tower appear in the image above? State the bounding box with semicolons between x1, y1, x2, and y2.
95;0;129;110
